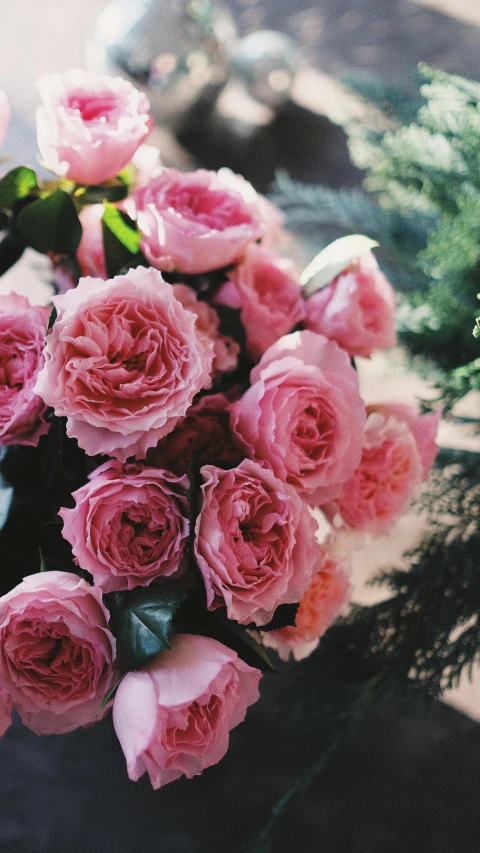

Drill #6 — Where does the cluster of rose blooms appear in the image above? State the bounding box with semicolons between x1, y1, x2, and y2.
0;70;440;789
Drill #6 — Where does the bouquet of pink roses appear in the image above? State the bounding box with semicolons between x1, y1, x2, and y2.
0;70;440;790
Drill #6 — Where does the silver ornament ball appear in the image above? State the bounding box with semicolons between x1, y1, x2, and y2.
87;0;237;129
230;30;302;110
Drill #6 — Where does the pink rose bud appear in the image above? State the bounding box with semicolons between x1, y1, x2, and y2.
325;410;425;536
0;293;50;448
134;168;265;274
194;459;320;626
0;91;10;148
231;330;366;506
0;572;116;735
113;633;261;789
36;69;153;185
172;284;239;377
0;683;12;737
59;461;189;593
367;402;441;479
34;267;214;461
214;245;305;359
304;252;397;358
261;553;351;661
77;204;107;279
148;392;244;477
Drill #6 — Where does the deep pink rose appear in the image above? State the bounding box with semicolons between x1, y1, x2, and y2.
134;168;264;274
194;458;320;625
59;461;189;593
325;410;424;535
0;683;12;737
0;572;116;735
36;69;152;185
215;245;305;359
0;293;50;447
172;284;239;377
77;204;107;279
0;91;10;148
367;403;440;479
147;392;244;477
113;633;261;788
261;553;351;661
34;266;214;461
231;331;366;506
304;252;397;358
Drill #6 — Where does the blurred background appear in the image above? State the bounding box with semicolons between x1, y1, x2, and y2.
1;1;480;851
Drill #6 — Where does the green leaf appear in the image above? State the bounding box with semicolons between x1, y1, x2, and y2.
47;306;57;330
77;180;129;206
0;166;38;211
102;204;142;277
109;586;187;673
211;612;276;673
15;188;82;255
39;548;47;572
301;234;379;295
100;675;125;709
0;472;13;532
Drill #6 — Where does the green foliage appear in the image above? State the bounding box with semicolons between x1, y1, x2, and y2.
107;586;187;673
15;188;82;255
271;65;480;407
0;166;38;211
101;204;144;277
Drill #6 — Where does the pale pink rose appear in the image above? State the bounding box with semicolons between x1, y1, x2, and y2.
261;553;351;661
231;331;366;506
147;392;244;477
0;91;10;148
36;69;152;185
0;683;12;737
367;402;440;479
59;461;189;593
134;168;265;274
304;252;397;358
34;266;214;461
172;284;239;376
194;458;320;626
216;167;284;248
77;204;107;279
113;633;261;788
214;245;305;359
0;293;50;448
325;411;424;535
0;571;116;735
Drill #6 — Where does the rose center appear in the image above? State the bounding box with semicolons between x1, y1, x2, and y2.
67;92;119;122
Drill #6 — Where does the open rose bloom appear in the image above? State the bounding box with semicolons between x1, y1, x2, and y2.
0;80;442;788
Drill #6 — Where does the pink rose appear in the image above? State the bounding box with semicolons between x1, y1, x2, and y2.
231;331;366;506
0;683;12;737
113;633;261;788
304;252;397;358
36;69;152;185
325;410;424;535
147;392;244;477
215;245;305;359
0;572;116;735
367;402;440;479
134;168;264;274
194;458;320;626
0;293;50;448
0;91;10;148
172;284;239;377
261;553;351;661
77;204;107;279
59;461;189;593
216;167;284;248
34;266;214;461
